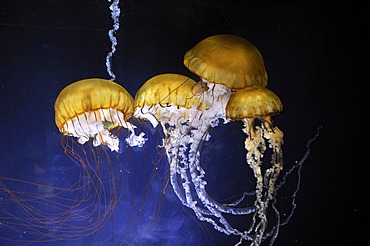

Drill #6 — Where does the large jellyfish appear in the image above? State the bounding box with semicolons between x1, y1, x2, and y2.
182;34;288;244
0;78;146;242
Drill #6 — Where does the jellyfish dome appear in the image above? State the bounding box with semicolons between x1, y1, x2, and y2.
134;73;204;128
184;34;268;89
226;85;282;119
54;78;146;151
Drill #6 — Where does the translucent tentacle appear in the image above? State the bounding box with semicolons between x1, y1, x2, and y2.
106;0;120;81
189;128;256;215
164;124;213;216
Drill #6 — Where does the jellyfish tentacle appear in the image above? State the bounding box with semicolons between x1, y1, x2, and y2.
165;119;253;218
241;120;268;245
188;126;256;215
162;116;214;216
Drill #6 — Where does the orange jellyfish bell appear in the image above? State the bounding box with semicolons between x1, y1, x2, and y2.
184;34;268;90
134;73;201;109
226;85;282;120
55;78;145;151
134;73;204;127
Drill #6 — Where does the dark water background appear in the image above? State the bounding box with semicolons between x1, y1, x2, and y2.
0;0;365;245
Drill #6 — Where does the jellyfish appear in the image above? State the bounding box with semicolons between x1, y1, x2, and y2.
54;78;146;151
133;73;207;212
226;86;284;245
134;72;263;239
0;78;146;242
